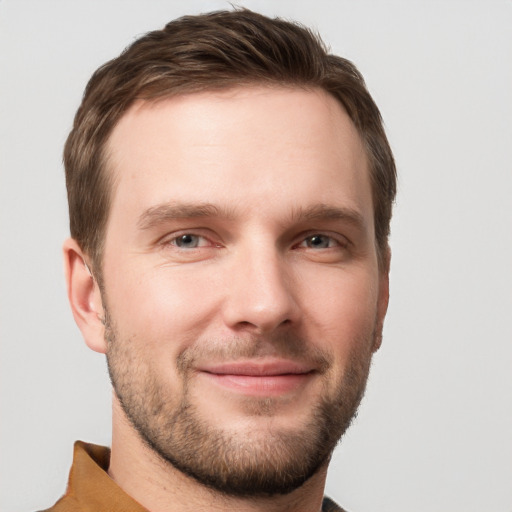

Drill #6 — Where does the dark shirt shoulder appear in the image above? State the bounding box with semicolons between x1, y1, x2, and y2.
322;496;349;512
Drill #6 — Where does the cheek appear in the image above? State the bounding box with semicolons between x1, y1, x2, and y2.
103;262;222;355
300;271;378;399
300;267;379;356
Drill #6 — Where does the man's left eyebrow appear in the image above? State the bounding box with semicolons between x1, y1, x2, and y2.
290;204;366;229
137;202;234;230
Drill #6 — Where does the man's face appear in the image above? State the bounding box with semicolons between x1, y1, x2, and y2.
100;86;388;496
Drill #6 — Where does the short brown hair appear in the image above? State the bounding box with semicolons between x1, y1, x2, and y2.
64;8;396;272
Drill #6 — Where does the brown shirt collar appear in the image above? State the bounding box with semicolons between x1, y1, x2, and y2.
42;441;346;512
43;441;147;511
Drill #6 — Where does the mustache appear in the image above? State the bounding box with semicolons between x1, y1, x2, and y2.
176;333;332;374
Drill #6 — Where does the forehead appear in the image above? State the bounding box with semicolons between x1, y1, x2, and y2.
105;85;372;227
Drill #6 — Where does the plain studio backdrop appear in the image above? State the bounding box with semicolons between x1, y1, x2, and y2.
1;1;511;511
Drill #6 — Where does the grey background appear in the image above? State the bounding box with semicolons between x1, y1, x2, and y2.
1;1;511;511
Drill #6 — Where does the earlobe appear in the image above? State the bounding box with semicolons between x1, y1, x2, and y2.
63;238;107;354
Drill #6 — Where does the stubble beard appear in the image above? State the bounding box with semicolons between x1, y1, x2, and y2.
104;307;377;497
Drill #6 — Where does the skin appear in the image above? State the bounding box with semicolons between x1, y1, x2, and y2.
64;86;389;512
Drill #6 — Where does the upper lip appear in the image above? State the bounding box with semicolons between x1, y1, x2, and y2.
198;359;316;376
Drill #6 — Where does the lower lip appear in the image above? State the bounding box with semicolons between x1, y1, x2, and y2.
201;372;312;396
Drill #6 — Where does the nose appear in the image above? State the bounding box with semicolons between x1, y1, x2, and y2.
221;243;300;333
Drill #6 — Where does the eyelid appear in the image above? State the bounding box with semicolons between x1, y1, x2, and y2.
156;228;349;251
159;229;221;249
293;230;350;249
169;234;207;248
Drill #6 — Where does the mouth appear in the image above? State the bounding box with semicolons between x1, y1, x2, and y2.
197;359;317;396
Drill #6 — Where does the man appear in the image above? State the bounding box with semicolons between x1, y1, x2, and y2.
48;8;396;512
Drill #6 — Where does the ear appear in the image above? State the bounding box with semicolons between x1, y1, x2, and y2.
63;238;107;354
373;246;391;352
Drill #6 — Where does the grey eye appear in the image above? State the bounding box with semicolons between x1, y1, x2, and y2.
305;235;332;249
174;234;201;248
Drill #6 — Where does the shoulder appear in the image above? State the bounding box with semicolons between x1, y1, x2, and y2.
35;494;82;512
323;496;350;512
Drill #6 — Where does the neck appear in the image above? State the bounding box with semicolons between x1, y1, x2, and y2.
108;397;328;512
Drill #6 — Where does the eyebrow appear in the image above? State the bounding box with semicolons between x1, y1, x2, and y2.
137;202;235;230
137;201;366;231
289;204;366;229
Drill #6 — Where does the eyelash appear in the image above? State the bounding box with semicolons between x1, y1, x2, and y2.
161;231;348;251
164;232;217;249
296;233;347;250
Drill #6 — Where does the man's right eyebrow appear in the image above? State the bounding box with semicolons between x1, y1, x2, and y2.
137;202;233;230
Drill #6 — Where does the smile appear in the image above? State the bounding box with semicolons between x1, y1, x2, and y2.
197;359;317;396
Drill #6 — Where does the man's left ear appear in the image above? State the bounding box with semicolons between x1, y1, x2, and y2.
374;246;391;352
63;238;107;354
